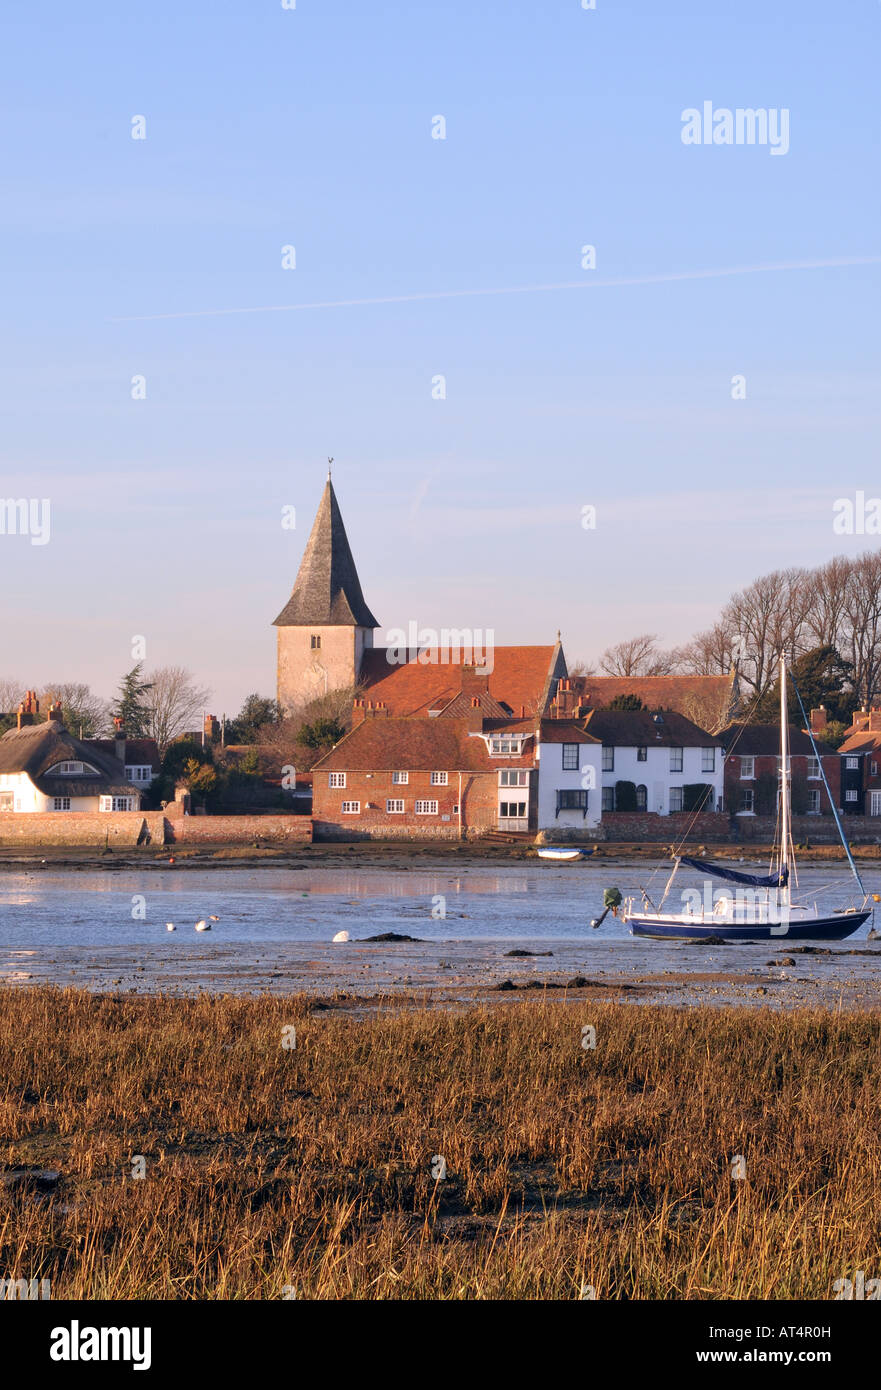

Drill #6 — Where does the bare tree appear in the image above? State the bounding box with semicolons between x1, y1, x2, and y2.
677;618;738;675
0;678;26;715
599;634;678;677
842;552;881;706
146;666;211;754
40;682;109;737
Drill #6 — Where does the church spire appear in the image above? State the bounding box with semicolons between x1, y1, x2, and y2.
272;477;378;629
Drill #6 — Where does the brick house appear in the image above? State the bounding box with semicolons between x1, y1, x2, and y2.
719;723;841;817
312;697;602;838
837;707;881;815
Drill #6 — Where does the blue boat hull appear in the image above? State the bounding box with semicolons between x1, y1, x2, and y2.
627;910;871;942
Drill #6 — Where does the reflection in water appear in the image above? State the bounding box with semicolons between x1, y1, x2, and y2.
0;862;875;952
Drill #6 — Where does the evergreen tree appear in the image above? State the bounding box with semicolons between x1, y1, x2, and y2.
111;664;153;737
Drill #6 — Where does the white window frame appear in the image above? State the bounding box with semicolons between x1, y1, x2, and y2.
488;736;524;757
845;790;858;803
430;771;448;785
100;795;133;812
328;772;346;789
871;790;881;816
846;756;860;770
415;800;438;815
392;771;409;785
740;755;755;780
701;748;715;773
340;800;360;814
807;789;821;815
601;746;614;772
669;787;684;812
386;799;405;814
53;796;71;811
669;748;683;774
738;787;754;814
498;800;527;820
499;769;528;787
806;757;821;780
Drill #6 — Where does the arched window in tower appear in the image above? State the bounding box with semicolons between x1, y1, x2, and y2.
310;634;321;650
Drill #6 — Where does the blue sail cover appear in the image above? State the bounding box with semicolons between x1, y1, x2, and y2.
679;856;789;889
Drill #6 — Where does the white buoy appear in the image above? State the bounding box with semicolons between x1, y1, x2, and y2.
166;923;176;932
208;914;220;922
332;930;350;943
195;920;211;932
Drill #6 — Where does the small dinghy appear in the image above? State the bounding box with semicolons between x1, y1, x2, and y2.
537;846;593;861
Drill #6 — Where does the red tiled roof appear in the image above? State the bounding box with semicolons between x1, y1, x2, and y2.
359;645;561;718
570;674;736;731
314;717;535;772
837;731;881;754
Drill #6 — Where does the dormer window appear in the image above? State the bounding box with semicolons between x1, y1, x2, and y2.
46;760;99;777
488;734;526;757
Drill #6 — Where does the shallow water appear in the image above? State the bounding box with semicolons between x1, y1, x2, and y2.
0;859;877;948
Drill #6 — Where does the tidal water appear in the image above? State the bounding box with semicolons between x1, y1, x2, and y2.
0;860;876;950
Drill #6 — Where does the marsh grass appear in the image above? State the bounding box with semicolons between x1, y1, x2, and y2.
1;987;879;1299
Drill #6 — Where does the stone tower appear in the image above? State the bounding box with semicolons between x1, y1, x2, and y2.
273;477;379;713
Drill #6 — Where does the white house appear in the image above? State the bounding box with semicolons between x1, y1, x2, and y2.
0;709;143;813
582;708;724;816
535;719;603;832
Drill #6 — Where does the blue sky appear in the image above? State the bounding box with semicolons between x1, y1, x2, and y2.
1;0;879;714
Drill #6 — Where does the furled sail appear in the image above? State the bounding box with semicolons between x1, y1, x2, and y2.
679;856;788;888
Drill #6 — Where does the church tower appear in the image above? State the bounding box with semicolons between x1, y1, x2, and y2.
273;475;379;713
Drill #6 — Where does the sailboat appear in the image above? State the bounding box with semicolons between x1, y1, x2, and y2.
622;654;874;942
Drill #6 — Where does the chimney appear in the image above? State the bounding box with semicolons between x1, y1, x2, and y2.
869;707;881;734
553;680;577;718
459;664;489;699
113;715;126;764
810;706;827;734
352;697;367;727
16;691;39;728
203;714;220;744
467;695;484;732
47;700;63;725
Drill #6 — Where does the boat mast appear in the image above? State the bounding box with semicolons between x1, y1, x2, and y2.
779;651;790;908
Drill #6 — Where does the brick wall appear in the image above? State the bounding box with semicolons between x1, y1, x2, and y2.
165;808;312;844
600;812;729;843
735;814;881;844
0;811;166;847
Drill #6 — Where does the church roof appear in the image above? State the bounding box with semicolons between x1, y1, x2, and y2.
273;480;379;629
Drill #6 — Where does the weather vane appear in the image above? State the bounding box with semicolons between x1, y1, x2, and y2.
327;456;333;479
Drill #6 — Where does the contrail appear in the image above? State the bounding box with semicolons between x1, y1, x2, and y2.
111;256;880;322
